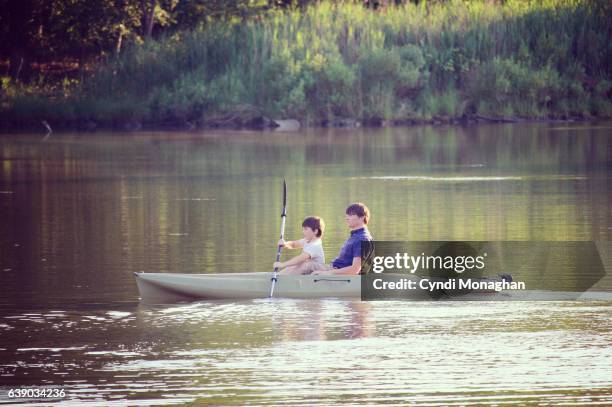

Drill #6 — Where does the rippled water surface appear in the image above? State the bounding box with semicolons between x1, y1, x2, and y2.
1;124;611;405
1;301;611;405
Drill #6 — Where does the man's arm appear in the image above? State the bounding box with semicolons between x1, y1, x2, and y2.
313;256;361;275
331;256;361;275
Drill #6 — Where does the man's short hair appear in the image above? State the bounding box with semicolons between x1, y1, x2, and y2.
302;216;325;237
346;203;370;224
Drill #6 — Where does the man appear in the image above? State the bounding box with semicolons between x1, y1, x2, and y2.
312;202;373;275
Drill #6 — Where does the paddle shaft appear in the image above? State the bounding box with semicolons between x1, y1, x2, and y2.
269;214;286;297
269;180;287;297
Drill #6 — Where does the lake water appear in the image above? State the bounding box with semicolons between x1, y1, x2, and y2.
1;123;611;405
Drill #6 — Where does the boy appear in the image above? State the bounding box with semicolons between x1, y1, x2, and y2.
273;216;325;275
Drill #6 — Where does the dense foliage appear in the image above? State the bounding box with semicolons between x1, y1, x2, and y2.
1;0;611;128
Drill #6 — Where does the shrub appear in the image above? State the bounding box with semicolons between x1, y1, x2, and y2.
304;53;357;120
466;58;567;118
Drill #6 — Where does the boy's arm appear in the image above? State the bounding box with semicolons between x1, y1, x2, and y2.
275;252;310;268
279;239;304;250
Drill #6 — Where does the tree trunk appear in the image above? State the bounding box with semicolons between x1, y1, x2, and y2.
9;52;25;82
141;0;156;39
7;0;33;81
116;31;123;54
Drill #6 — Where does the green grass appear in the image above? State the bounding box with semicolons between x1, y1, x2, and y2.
2;0;611;129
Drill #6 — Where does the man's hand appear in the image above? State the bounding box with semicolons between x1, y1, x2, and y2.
311;269;333;275
278;239;286;247
273;261;284;269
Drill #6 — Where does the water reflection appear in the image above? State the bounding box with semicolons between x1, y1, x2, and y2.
0;124;611;404
0;124;610;308
0;300;610;405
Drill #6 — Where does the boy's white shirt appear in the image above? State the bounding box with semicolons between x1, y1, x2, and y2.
297;238;325;265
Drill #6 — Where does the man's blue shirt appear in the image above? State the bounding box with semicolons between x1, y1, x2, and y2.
331;227;373;269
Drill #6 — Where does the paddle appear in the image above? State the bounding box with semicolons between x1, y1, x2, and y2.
269;179;287;298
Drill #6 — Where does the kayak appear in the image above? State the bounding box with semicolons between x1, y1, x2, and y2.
134;272;363;303
133;272;510;303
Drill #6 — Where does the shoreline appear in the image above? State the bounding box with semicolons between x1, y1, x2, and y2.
1;115;608;135
2;0;610;136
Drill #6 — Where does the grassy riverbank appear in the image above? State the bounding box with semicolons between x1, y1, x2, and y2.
1;0;611;130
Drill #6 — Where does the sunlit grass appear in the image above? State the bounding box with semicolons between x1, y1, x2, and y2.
1;0;610;128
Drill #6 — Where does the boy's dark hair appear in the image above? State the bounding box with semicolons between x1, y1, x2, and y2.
346;202;370;224
302;216;325;237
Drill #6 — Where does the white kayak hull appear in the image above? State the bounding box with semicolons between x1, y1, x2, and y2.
134;272;515;303
134;272;365;303
134;272;610;303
